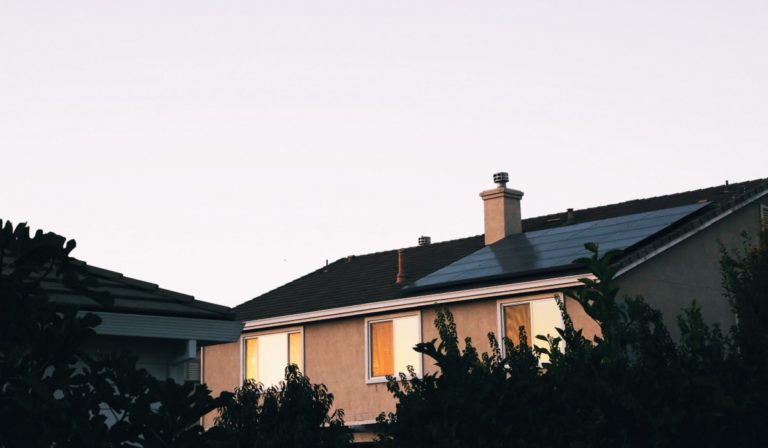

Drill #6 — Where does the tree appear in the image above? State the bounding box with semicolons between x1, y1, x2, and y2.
376;241;768;447
0;220;227;447
214;365;351;448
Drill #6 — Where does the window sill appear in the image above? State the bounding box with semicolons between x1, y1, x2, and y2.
365;376;390;385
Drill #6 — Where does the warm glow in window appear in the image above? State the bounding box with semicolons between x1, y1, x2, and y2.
503;303;531;347
503;298;563;362
369;315;421;379
244;331;303;387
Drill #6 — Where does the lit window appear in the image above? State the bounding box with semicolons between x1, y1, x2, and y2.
500;298;563;361
367;314;421;381
244;331;302;387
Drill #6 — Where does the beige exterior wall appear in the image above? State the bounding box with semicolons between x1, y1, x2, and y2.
616;202;763;337
201;291;597;427
201;340;240;428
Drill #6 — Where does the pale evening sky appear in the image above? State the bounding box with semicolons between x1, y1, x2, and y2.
1;0;766;307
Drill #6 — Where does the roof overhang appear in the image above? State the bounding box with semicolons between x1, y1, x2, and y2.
616;187;768;277
242;273;592;331
83;311;244;344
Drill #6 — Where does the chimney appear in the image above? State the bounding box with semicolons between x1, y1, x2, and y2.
418;236;431;246
480;172;524;245
395;249;408;284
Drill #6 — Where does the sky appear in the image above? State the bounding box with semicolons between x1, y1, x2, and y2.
1;0;767;307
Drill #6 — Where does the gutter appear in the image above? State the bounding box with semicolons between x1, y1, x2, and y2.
83;311;244;343
242;273;592;331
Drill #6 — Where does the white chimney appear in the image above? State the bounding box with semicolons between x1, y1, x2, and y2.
479;172;524;245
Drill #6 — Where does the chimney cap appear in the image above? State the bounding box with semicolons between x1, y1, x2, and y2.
418;236;431;246
493;172;509;187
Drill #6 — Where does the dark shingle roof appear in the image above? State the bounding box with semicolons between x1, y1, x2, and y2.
234;178;768;321
42;261;234;320
234;235;485;321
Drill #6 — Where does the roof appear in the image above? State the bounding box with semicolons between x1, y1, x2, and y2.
409;202;709;291
234;178;768;321
42;260;235;321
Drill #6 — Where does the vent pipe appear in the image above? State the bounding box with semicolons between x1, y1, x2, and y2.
395;249;409;284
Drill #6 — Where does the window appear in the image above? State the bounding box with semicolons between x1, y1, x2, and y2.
366;314;421;382
499;297;563;362
761;204;768;231
243;330;302;387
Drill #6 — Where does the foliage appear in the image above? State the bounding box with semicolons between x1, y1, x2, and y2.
214;365;352;448
376;240;768;448
0;220;227;447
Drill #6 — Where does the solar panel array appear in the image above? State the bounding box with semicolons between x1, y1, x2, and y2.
408;202;708;290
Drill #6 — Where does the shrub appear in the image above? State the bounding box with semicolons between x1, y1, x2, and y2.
376;242;768;448
214;365;352;448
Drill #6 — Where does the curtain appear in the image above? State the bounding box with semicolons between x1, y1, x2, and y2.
245;338;259;381
370;321;394;377
289;332;303;370
504;303;531;347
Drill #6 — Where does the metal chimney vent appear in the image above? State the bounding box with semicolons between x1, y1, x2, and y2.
418;236;431;246
493;172;509;187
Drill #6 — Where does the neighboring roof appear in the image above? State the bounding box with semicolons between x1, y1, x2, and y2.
42;261;235;321
235;178;768;322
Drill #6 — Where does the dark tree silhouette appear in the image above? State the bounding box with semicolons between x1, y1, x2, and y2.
214;364;352;448
0;220;228;447
376;240;768;448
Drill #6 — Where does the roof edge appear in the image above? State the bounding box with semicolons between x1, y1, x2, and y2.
616;183;768;277
241;273;592;331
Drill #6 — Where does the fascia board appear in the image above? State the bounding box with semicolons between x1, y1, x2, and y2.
83;311;244;343
616;188;768;278
242;273;592;331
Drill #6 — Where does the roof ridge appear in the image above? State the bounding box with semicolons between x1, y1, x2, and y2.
526;178;768;223
344;234;485;259
337;179;768;259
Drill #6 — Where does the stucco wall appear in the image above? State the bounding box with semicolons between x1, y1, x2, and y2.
201;340;240;427
616;202;763;337
305;316;394;423
200;293;596;427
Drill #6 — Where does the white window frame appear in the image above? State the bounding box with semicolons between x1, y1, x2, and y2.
364;311;423;384
496;294;564;358
240;326;304;385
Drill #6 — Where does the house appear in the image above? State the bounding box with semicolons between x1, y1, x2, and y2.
45;258;243;384
201;175;768;442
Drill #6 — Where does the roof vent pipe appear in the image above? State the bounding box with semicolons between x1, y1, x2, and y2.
395;249;409;284
418;236;431;246
493;172;509;187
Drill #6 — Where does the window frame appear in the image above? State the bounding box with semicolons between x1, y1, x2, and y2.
497;294;564;358
364;311;423;384
240;326;304;385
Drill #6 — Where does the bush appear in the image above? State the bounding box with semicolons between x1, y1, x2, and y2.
376;242;768;448
214;365;352;448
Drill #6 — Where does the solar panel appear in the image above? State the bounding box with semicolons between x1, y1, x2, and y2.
408;202;708;290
